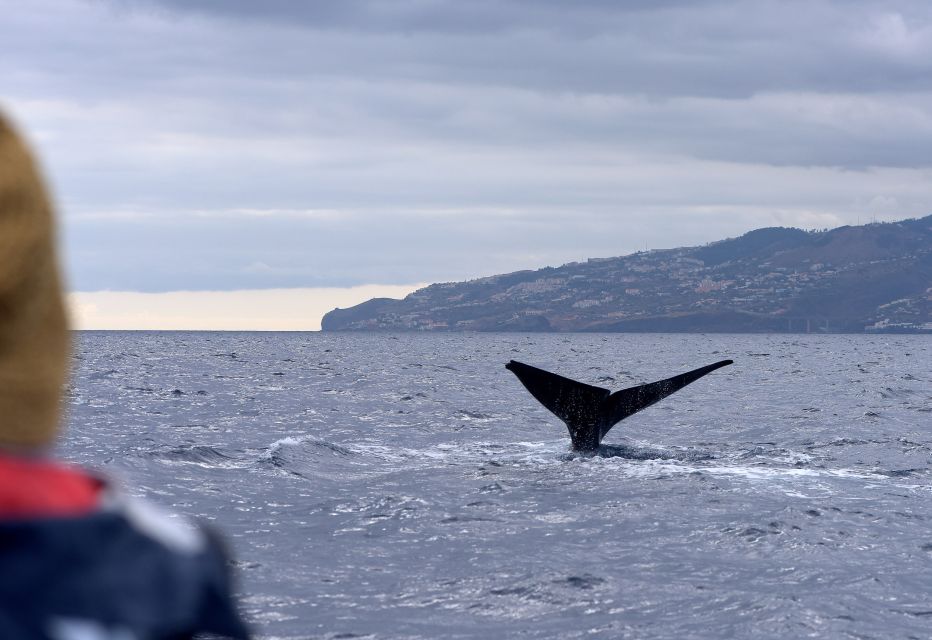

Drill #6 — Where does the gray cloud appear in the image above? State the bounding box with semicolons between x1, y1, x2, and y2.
3;0;931;292
109;0;932;96
110;0;722;36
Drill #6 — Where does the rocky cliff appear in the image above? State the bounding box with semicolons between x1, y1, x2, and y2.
322;216;932;333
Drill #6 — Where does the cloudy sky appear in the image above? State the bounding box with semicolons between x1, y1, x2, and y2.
4;0;931;328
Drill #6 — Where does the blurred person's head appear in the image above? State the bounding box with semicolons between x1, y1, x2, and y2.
0;115;69;452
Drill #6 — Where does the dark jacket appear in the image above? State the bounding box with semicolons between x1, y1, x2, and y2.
0;483;250;640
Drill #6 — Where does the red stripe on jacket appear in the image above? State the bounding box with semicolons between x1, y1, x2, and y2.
0;454;100;518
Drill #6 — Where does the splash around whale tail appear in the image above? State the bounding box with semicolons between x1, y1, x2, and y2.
505;359;733;451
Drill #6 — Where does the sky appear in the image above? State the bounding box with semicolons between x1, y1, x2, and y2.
4;0;932;329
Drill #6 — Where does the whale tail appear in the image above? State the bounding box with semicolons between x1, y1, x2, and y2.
506;359;733;451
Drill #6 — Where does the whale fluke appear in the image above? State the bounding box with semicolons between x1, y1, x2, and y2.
506;359;733;451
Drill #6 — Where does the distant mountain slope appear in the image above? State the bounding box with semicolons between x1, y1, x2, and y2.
322;216;932;333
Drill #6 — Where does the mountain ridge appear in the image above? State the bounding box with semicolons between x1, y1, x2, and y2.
322;216;932;333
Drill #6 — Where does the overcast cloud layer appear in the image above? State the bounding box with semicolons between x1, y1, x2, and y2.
4;0;932;292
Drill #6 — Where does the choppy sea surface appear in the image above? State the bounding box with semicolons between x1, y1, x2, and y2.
61;332;931;640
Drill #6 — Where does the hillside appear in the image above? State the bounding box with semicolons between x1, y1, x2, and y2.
322;216;932;333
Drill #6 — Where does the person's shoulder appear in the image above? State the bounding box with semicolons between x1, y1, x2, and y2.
0;480;250;640
101;488;207;554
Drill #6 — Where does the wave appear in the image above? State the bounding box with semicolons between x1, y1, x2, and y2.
144;444;236;467
257;436;365;479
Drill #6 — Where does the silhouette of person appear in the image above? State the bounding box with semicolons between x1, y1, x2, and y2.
0;113;250;639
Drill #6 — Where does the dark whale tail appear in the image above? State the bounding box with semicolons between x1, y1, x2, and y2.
505;359;733;451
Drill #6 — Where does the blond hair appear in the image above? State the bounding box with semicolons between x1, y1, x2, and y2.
0;114;69;448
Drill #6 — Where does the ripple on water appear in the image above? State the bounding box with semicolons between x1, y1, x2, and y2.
60;332;932;639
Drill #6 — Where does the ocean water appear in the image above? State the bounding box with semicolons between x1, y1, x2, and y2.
61;332;931;640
